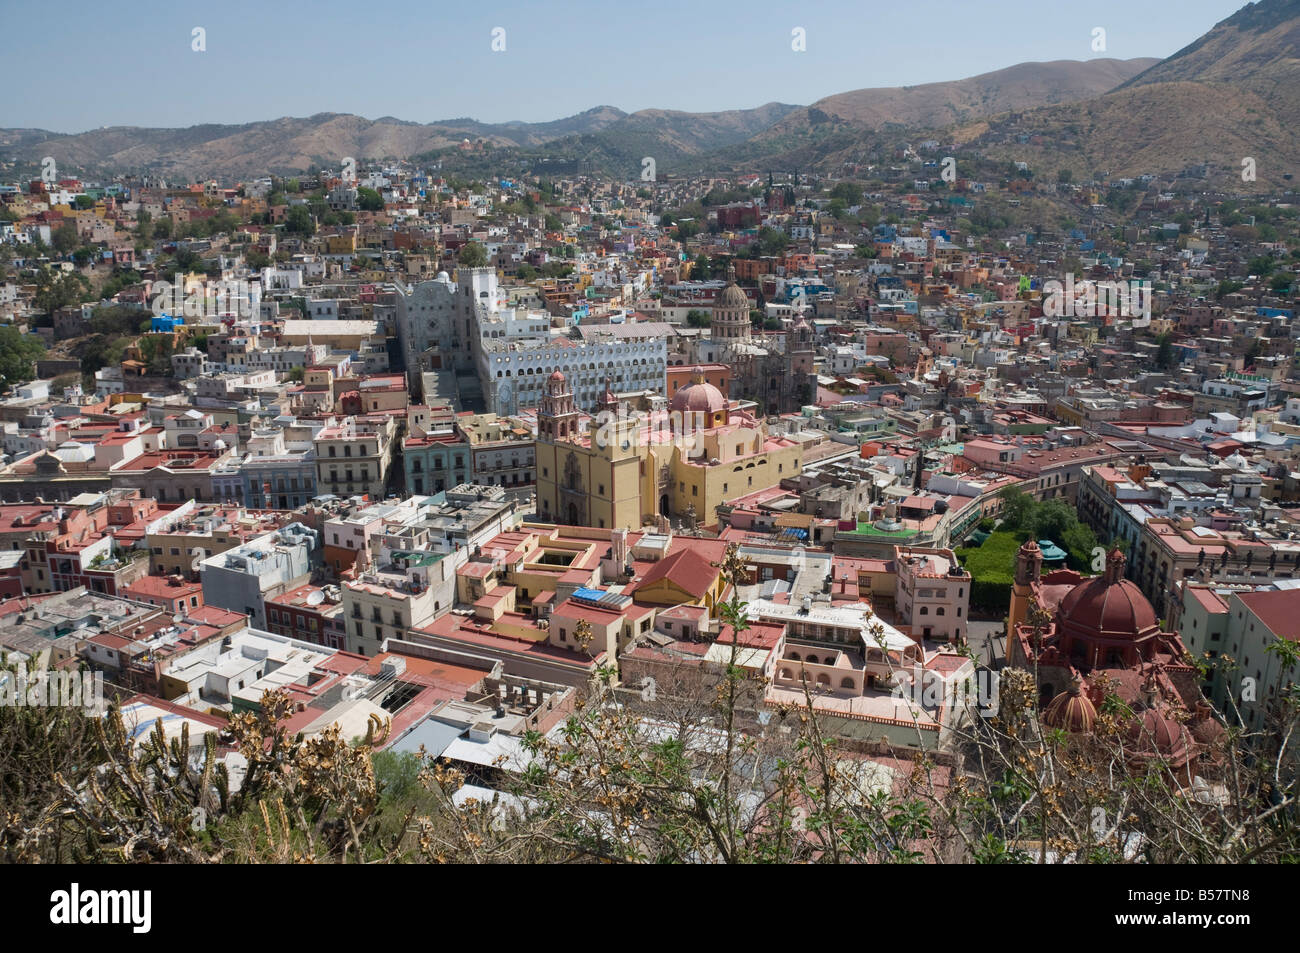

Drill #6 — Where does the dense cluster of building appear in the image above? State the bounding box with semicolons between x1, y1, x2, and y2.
1;151;1296;808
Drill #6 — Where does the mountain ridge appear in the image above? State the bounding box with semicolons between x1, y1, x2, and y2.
4;0;1296;189
0;59;1157;180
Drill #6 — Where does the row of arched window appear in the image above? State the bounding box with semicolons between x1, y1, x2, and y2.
787;650;838;665
777;670;855;689
495;357;656;377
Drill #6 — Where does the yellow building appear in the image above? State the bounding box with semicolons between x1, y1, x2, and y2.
146;510;276;578
327;232;358;254
627;546;727;614
535;367;802;531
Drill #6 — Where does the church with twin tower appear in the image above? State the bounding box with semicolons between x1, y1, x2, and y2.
534;362;803;533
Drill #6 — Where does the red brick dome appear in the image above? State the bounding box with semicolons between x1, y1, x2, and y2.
1056;549;1158;643
1129;708;1191;765
670;366;727;415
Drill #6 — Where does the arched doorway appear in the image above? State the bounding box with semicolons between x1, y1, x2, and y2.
660;494;669;517
567;502;578;525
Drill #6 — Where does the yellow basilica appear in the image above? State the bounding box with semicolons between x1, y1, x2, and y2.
534;367;803;531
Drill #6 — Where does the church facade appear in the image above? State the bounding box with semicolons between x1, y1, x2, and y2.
534;367;803;532
701;264;817;415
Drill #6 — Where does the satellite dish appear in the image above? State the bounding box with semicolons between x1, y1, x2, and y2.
173;612;184;624
306;589;325;607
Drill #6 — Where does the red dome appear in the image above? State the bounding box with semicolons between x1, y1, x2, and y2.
1129;708;1191;765
1057;573;1158;642
1191;713;1226;746
671;381;727;414
670;367;727;415
548;370;565;382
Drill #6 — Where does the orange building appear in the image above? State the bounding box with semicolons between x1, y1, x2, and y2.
666;363;730;403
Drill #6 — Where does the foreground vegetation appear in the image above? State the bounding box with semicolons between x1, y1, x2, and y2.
2;556;1295;865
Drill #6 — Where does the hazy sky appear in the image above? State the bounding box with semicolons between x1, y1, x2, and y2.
2;0;1249;132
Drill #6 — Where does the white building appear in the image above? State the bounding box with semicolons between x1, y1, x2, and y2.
394;267;504;378
199;524;317;628
478;322;669;416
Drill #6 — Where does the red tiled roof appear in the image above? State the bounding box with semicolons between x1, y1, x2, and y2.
632;547;720;600
1238;589;1300;641
717;619;784;649
122;575;202;599
186;605;246;627
552;598;627;626
85;632;134;651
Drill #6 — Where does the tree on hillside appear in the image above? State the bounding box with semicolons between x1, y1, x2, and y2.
138;335;175;376
829;182;862;205
356;188;384;212
1155;332;1174;370
1248;255;1276;277
0;326;45;389
755;226;789;257
33;267;85;315
458;242;487;268
90;305;151;337
52;222;79;255
284;205;314;236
